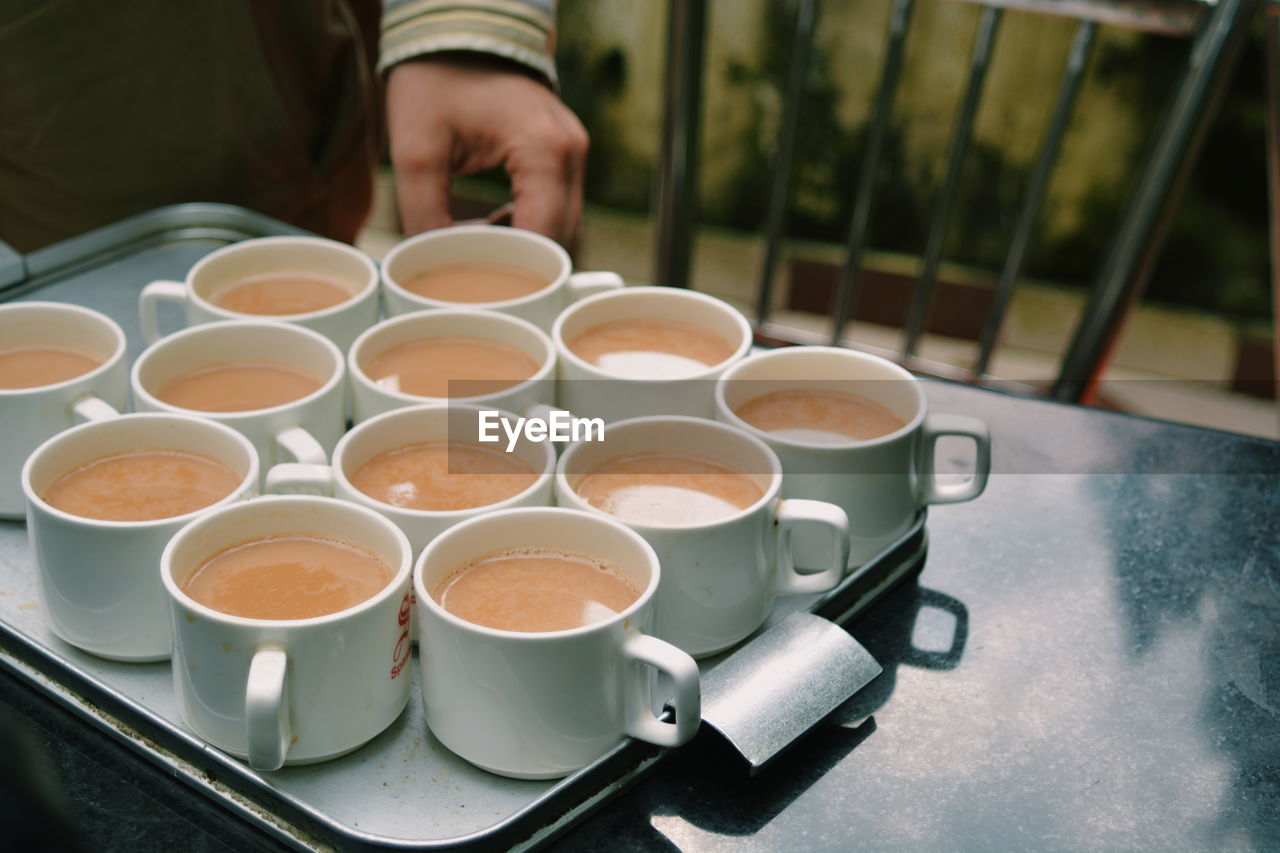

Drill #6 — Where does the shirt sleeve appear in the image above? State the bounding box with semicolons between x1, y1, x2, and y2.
379;0;558;86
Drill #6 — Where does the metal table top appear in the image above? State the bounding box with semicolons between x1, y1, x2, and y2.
3;376;1277;851
554;381;1280;851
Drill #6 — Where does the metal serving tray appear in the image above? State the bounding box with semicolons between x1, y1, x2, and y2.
0;204;928;851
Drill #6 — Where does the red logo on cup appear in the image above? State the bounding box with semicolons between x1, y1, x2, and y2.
391;591;412;679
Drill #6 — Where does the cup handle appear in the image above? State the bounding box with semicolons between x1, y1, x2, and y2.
273;427;327;467
773;498;851;594
139;280;189;344
71;395;119;424
918;414;991;505
620;633;701;748
245;645;291;771
265;463;335;496
566;271;625;302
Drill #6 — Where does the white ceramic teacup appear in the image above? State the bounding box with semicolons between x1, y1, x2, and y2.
138;236;380;350
715;346;991;567
380;224;623;329
347;309;557;423
22;413;259;661
556;416;850;657
551;286;753;423
264;404;556;555
162;495;414;770
0;302;128;519
131;321;346;475
414;507;701;779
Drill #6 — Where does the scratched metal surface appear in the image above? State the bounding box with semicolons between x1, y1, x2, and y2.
553;384;1280;852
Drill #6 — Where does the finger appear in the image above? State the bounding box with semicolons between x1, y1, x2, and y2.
390;125;455;236
561;130;587;257
509;114;589;247
554;109;589;253
508;149;573;246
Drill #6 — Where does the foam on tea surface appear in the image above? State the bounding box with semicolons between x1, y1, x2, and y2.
432;546;640;633
349;441;538;511
183;535;393;620
363;337;539;398
568;318;735;378
574;452;764;526
42;450;241;521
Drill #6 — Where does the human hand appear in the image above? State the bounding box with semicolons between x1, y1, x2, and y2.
386;52;589;250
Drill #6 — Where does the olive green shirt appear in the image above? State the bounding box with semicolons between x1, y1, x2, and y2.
0;0;556;252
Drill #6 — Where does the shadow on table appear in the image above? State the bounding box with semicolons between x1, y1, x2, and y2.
835;580;968;723
558;577;968;850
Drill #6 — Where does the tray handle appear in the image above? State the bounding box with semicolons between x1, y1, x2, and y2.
700;612;882;773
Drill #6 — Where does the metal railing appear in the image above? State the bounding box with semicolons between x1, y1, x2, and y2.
652;0;1262;403
1266;0;1280;421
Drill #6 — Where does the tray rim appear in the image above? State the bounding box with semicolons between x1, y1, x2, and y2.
0;202;308;299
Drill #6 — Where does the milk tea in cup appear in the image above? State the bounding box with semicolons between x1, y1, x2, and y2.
552;287;752;422
413;507;701;778
572;451;764;526
430;546;641;633
401;263;551;304
555;416;849;657
155;362;325;412
0;345;104;389
182;534;394;620
23;413;259;661
41;450;241;522
138;236;380;350
566;318;737;379
714;346;991;568
210;272;355;316
0;302;129;518
162;496;413;770
348;440;538;512
362;337;539;399
732;387;907;443
380;225;624;329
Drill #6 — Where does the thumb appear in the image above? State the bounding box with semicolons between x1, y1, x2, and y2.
391;126;455;236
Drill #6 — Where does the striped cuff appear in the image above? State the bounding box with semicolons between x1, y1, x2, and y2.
379;0;558;87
